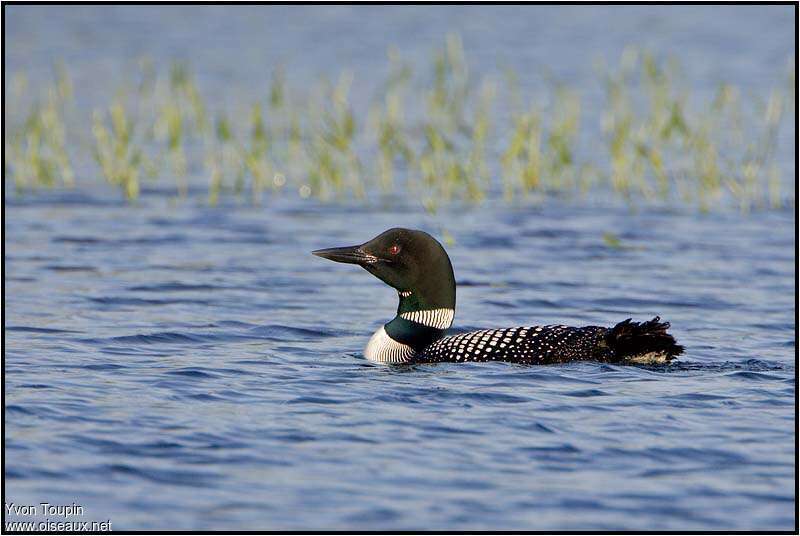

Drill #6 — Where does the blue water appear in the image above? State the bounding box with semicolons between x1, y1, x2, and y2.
4;5;797;531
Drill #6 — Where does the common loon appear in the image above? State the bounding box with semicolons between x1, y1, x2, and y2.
313;228;684;365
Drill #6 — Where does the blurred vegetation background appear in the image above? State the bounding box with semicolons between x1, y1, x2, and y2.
5;35;795;212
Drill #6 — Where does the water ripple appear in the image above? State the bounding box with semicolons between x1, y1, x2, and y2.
5;185;794;530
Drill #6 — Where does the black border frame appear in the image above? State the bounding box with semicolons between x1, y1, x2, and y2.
1;2;797;534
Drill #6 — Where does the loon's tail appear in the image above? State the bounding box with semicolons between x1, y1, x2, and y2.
606;317;684;364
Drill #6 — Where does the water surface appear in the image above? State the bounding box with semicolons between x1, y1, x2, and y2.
5;192;795;530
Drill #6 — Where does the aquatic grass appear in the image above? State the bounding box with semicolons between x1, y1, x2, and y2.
6;68;75;192
545;85;581;192
597;47;793;212
91;101;142;200
501;83;583;200
154;62;211;197
464;79;495;201
242;102;272;203
371;91;412;193
415;35;494;206
369;48;415;194
204;112;244;205
4;38;794;211
501;107;543;199
304;72;364;201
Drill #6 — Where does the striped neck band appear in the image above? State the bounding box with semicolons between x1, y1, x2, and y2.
399;308;455;330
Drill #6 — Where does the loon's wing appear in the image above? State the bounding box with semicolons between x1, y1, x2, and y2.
417;318;682;365
417;325;609;364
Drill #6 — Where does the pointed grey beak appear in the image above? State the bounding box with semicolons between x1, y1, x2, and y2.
312;245;378;265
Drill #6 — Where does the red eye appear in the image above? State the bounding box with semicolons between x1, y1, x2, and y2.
388;244;401;255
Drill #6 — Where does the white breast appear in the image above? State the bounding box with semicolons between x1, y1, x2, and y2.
365;326;415;364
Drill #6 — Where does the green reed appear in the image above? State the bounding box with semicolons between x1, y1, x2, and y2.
4;38;794;212
370;47;415;194
6;66;74;192
91;100;143;200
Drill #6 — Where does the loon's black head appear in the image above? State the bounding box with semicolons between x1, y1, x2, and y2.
312;228;456;312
